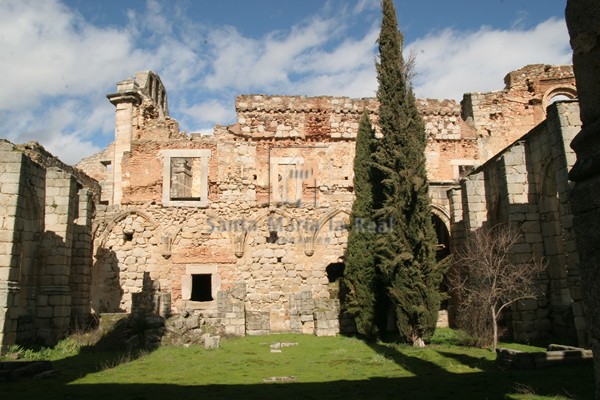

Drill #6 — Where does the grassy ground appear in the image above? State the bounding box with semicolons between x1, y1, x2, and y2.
1;329;594;400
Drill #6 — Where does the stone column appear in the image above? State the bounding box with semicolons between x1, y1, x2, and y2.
107;81;141;206
69;188;94;326
565;1;600;397
0;142;24;353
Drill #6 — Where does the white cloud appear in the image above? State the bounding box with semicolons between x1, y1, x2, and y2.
406;17;572;100
0;0;205;163
180;99;236;131
3;99;102;165
0;0;573;166
0;0;151;110
202;17;342;92
353;0;379;14
296;26;379;75
290;69;377;98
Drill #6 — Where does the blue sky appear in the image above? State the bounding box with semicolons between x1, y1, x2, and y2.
0;0;570;164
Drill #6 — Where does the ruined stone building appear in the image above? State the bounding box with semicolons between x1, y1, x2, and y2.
0;63;586;351
0;142;99;349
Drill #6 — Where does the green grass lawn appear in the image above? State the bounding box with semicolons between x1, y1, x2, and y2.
1;330;594;400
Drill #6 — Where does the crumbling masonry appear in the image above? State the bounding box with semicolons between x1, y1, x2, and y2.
0;64;587;351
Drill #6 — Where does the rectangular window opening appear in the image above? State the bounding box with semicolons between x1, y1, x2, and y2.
161;149;211;207
170;157;201;201
190;274;213;302
101;160;112;174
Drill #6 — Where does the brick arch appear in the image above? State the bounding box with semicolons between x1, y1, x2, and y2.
542;85;578;111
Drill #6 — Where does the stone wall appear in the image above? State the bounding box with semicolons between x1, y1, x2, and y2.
462;64;577;161
73;65;578;339
449;101;584;344
0;140;95;353
565;1;600;397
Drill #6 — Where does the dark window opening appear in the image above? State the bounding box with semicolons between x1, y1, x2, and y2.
431;214;451;310
191;274;212;302
431;214;450;262
326;263;345;283
123;232;133;242
267;230;278;244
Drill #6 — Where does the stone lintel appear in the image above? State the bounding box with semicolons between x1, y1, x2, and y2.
172;247;236;264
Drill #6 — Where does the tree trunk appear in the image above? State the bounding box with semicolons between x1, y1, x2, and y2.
491;306;498;351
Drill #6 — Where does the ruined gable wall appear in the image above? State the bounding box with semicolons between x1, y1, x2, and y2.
0;140;96;352
462;64;576;161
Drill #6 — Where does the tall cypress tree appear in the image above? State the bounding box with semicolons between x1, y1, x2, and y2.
343;111;378;338
373;0;441;345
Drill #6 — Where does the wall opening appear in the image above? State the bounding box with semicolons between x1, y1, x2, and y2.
170;157;200;201
160;149;211;207
431;214;450;262
267;230;278;244
326;262;345;283
191;274;213;302
101;160;112;174
432;213;451;317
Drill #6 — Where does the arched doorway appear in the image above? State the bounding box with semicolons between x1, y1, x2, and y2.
431;209;452;327
431;214;450;262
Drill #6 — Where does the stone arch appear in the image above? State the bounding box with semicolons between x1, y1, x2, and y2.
97;209;159;249
232;208;298;258
92;209;161;314
542;85;577;110
16;184;43;343
310;209;351;257
538;159;573;338
430;205;451;259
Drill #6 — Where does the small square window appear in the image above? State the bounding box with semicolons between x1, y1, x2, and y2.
101;160;112;173
182;265;219;309
191;274;213;302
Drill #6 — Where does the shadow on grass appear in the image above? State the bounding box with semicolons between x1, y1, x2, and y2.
2;330;594;400
364;340;593;400
2;366;594;400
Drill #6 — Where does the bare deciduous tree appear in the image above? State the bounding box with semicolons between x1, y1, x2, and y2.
451;224;545;350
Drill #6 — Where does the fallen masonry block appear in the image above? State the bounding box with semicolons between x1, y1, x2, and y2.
496;344;593;369
263;376;297;383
